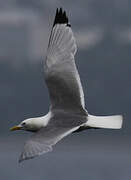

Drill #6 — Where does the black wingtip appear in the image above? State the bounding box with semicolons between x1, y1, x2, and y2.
53;8;71;27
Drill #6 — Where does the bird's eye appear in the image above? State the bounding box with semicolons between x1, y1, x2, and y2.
22;122;26;126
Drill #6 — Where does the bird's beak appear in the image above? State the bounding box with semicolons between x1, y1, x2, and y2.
10;125;22;131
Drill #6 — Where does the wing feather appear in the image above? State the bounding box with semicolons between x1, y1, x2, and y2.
44;8;86;113
19;125;78;162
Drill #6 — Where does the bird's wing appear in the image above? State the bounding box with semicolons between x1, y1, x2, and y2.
44;8;86;112
19;125;77;162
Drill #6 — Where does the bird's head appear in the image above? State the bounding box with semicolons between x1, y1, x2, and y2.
10;118;43;132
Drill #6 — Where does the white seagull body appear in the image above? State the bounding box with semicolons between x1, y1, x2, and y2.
10;8;123;163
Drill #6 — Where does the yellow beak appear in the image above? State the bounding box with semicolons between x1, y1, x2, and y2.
10;125;22;131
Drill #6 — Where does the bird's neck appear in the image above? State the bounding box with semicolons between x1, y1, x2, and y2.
26;112;51;132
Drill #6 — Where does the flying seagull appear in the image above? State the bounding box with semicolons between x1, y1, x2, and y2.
10;8;123;163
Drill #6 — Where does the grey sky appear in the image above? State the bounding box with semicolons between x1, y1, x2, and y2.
0;1;130;179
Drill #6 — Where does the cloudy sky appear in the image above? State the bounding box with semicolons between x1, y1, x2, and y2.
0;1;130;179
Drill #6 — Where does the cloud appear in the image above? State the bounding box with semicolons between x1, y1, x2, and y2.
76;27;104;50
114;28;131;44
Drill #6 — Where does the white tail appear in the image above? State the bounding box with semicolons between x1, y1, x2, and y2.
86;114;123;129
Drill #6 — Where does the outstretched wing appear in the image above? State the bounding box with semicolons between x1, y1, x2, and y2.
19;125;78;162
44;8;86;112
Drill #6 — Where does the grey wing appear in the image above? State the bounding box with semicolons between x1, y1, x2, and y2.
44;8;85;112
19;125;77;162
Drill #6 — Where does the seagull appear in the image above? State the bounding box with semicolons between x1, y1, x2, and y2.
10;8;123;163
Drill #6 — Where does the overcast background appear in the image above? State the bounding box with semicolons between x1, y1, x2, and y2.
0;0;130;180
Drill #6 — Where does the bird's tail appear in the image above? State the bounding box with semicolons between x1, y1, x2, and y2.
86;114;123;129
